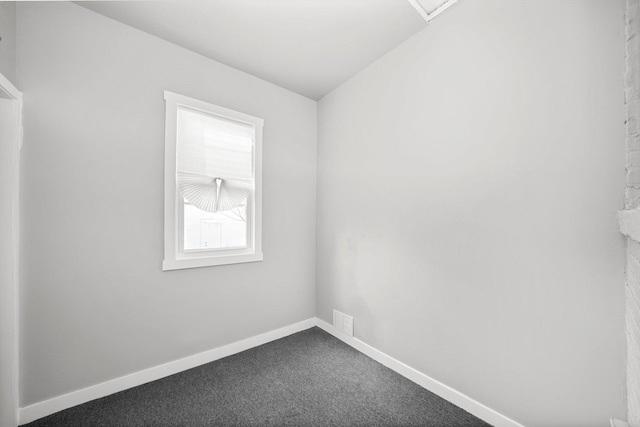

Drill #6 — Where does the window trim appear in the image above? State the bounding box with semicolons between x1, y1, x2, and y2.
162;91;263;271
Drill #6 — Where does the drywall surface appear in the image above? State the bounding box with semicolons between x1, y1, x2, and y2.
17;2;316;406
621;0;640;425
316;0;626;425
0;1;16;83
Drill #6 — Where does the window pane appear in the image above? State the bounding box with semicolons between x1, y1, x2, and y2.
183;200;247;251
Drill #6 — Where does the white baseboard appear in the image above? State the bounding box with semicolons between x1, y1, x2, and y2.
18;318;316;425
20;317;523;427
315;319;526;427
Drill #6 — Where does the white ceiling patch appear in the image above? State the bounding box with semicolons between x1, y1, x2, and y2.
407;0;459;23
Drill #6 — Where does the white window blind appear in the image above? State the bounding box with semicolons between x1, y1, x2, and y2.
176;106;254;213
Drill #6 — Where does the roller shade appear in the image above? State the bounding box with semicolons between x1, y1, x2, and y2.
177;106;254;213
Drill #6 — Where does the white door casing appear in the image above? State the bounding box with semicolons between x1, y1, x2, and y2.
0;72;22;427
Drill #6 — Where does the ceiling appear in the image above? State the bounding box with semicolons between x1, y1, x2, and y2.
78;1;453;100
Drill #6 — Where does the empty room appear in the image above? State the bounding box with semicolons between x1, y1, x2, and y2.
0;0;637;426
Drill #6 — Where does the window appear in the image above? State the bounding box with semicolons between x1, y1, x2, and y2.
163;91;263;270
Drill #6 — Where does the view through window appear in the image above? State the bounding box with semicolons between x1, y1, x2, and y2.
183;201;247;251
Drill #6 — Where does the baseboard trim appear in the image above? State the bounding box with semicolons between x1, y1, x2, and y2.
18;318;316;425
314;318;526;427
20;317;524;427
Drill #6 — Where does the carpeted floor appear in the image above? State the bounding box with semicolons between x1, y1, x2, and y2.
24;327;492;426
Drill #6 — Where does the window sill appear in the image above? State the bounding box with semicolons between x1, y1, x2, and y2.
162;252;263;271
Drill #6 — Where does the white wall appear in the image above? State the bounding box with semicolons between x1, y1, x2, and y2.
316;1;627;426
16;2;316;406
0;1;16;84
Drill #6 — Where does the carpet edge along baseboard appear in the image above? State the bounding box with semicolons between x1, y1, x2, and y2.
19;317;525;427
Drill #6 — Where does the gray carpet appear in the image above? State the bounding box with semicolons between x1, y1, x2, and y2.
24;327;492;426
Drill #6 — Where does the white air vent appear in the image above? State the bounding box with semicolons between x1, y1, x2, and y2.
333;309;354;337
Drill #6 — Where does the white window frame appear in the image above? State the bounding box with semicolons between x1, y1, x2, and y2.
163;91;263;270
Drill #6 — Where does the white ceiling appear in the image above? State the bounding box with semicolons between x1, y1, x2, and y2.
77;0;445;100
